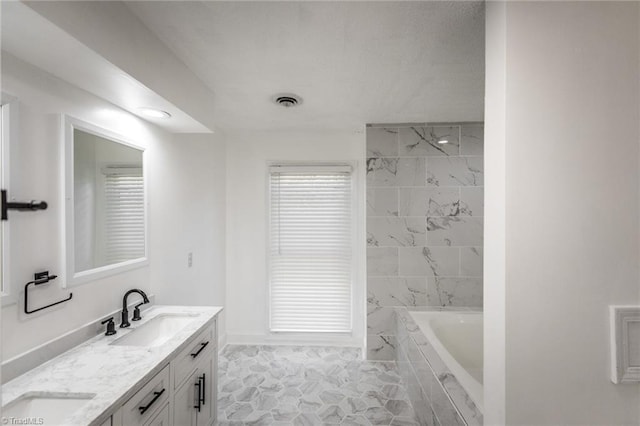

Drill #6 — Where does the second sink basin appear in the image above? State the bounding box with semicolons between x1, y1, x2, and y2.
2;393;95;425
111;313;196;347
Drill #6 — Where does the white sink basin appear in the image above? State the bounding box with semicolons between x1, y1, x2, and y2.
110;314;195;347
2;393;94;425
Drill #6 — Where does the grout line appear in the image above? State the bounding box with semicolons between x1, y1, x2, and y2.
367;121;484;128
368;245;483;249
368;185;484;189
396;188;400;225
367;275;483;279
366;155;483;159
366;215;484;218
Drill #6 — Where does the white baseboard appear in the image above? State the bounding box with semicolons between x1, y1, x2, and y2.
217;331;228;353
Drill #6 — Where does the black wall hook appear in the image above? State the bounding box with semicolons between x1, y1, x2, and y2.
1;189;48;221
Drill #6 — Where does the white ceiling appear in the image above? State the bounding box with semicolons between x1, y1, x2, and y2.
125;1;485;132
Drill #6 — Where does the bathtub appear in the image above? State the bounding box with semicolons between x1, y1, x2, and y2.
410;310;484;413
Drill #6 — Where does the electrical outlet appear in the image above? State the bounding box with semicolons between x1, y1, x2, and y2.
188;252;193;268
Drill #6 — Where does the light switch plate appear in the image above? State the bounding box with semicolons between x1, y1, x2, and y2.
610;305;640;383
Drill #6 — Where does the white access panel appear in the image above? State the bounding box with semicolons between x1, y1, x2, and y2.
610;305;640;383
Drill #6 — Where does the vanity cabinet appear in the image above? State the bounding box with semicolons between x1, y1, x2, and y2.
1;307;222;426
172;323;217;426
116;320;217;426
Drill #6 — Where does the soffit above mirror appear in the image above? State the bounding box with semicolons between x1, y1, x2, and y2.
1;2;213;134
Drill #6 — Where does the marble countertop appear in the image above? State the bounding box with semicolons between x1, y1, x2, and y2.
1;305;222;426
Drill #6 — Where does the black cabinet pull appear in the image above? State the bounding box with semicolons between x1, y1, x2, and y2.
190;341;209;358
138;388;165;415
200;373;206;406
194;379;202;412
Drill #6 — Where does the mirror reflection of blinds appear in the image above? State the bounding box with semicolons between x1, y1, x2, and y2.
269;165;353;333
104;168;144;264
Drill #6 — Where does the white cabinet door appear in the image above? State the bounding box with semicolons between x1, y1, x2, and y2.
174;352;216;426
196;353;216;426
173;370;198;426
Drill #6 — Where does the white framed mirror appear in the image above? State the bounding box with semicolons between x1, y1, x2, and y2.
0;97;14;305
64;116;148;287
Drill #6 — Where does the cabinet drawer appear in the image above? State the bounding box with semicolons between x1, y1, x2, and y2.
144;402;169;426
122;364;170;426
173;322;216;389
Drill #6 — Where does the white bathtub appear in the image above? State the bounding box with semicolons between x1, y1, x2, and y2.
409;311;484;413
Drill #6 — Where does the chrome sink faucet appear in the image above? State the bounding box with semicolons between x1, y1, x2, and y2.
120;289;150;328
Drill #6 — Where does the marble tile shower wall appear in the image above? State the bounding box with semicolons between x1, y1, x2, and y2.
366;125;484;360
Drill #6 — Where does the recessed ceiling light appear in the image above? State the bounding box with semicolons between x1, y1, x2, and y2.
139;107;171;119
438;139;449;144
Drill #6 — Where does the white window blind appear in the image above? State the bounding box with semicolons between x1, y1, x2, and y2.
269;165;353;333
103;168;145;264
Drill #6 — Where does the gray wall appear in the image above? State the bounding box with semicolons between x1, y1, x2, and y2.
366;124;484;359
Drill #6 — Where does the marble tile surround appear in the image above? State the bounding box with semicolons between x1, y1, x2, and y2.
366;125;484;361
394;308;483;426
217;345;418;425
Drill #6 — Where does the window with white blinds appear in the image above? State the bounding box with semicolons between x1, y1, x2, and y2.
103;168;145;264
269;165;353;333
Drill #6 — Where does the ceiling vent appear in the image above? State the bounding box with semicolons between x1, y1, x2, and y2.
273;93;302;108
